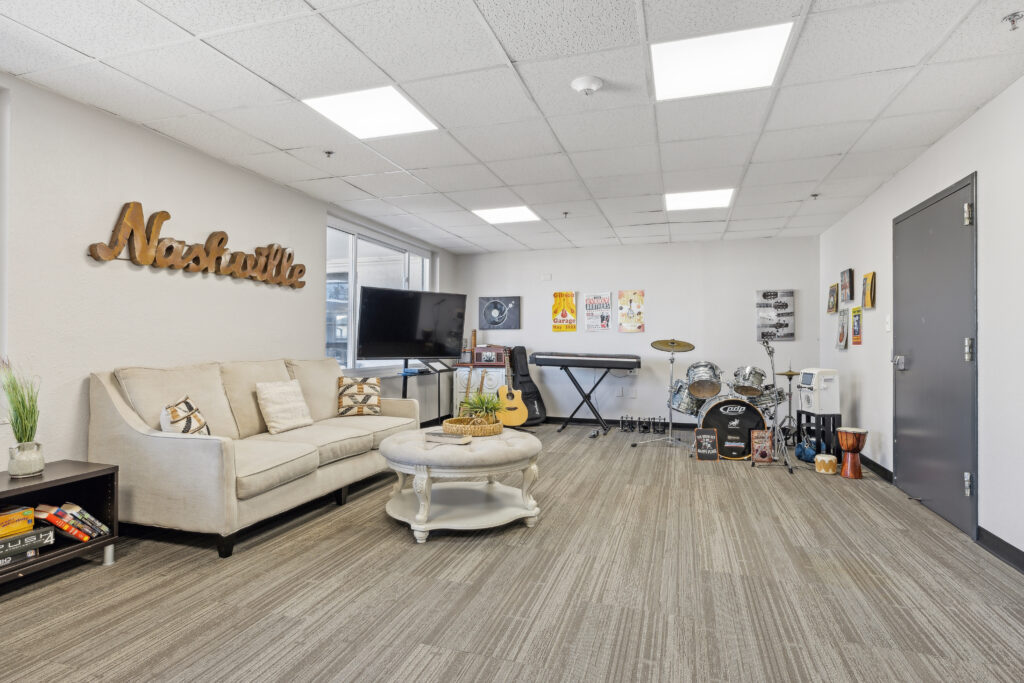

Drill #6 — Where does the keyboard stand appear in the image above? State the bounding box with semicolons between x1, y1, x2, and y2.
557;366;612;434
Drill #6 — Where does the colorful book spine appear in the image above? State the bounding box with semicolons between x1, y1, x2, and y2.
52;509;100;538
0;527;55;559
34;506;90;543
0;549;39;569
0;506;35;539
62;502;110;536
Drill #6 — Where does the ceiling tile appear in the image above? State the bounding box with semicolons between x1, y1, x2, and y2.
466;234;529;250
933;0;1024;62
667;207;730;222
474;0;642;61
656;90;773;142
518;46;651;117
386;193;463;213
787;212;845;227
829;146;927;178
559;227;617;240
403;67;540;129
231;150;325;183
25;61;197;121
345;172;433;197
768;69;914;129
288;177;371;203
571;237;622;247
731;202;801;219
333;198;406;216
671;231;723;243
570;146;660;178
324;0;505;81
511;180;591;204
519;233;573;248
451;120;562;161
723;229;778;240
670;221;726;236
812;0;899;11
446;224;504;238
550;215;611;231
412;164;503;192
620;236;672;245
598;195;662;213
207;15;388;99
885;52;1024;116
289;144;400;176
532;200;603;219
139;0;313;34
816;175;889;197
548;106;657;152
795;196;866;215
784;0;965;85
0;0;189;58
366;131;476;169
419;211;488;228
663;167;744;192
373;213;445;233
608;210;667;227
644;0;805;42
615;224;669;238
778;226;830;237
753;121;870;162
0;16;91;75
852;110;971;152
446;186;524;209
488;154;578;185
660;135;757;171
214;101;358;149
107;41;287;111
146;112;275;158
586;173;664;198
744;156;842;186
735;181;818;205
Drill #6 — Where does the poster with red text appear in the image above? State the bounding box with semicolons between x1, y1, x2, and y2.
552;291;577;332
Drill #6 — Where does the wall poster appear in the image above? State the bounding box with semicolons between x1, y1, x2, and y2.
756;289;795;341
618;289;645;333
478;296;520;330
584;292;612;331
851;306;862;345
836;308;849;349
827;283;839;313
840;268;855;302
552;291;577;332
862;272;876;309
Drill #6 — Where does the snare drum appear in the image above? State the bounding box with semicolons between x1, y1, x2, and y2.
751;385;787;414
671;379;706;415
686;361;722;399
732;366;767;397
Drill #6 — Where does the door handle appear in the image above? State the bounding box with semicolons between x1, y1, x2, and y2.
891;354;906;371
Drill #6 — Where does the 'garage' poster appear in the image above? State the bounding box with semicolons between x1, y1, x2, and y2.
552;291;577;332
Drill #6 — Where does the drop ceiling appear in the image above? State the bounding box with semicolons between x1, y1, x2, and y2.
1;0;1021;254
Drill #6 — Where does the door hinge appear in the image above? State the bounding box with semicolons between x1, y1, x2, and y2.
964;472;973;497
964;337;975;362
963;202;974;226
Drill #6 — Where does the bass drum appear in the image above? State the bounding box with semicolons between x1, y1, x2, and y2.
697;397;766;460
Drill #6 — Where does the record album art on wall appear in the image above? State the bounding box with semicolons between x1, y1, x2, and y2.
862;272;876;309
478;296;520;330
840;268;854;302
827;283;838;313
756;289;795;341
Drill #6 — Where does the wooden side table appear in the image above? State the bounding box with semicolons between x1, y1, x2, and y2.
0;460;119;585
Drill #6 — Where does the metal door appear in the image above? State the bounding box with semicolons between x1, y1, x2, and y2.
892;174;978;537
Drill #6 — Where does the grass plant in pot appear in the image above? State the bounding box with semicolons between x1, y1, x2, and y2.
1;358;43;478
460;392;503;424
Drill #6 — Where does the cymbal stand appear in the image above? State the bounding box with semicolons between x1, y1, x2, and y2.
631;351;683;449
778;368;798;445
752;340;794;474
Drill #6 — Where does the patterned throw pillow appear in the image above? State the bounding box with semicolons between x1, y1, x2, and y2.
159;395;211;436
337;377;382;416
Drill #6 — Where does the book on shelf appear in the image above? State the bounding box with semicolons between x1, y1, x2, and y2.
0;506;35;539
0;548;40;570
0;526;55;559
62;502;111;536
425;430;471;445
52;508;100;538
34;505;91;543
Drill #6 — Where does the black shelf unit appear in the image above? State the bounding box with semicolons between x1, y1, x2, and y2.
1;460;118;585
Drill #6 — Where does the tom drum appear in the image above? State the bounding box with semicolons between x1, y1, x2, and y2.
686;361;722;399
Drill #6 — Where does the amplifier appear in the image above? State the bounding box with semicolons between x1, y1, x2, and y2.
797;368;840;414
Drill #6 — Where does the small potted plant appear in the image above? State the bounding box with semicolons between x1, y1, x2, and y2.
1;358;43;478
460;391;503;424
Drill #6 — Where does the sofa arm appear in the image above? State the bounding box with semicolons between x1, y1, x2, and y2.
88;373;239;536
381;397;419;424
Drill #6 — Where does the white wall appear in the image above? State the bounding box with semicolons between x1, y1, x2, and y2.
819;75;1024;551
454;237;820;424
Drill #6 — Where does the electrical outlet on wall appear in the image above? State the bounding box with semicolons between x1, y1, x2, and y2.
615;386;623;397
629;388;637;398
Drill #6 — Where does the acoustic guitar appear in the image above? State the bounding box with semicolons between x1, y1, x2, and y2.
496;347;528;427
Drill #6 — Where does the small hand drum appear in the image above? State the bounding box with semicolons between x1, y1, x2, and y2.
837;428;867;479
814;453;837;475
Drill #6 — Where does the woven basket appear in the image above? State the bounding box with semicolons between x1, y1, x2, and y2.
443;416;503;437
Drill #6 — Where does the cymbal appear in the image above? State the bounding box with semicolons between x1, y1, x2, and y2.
651;339;694;353
776;370;801;377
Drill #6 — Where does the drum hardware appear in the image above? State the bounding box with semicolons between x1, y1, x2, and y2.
638;418;651;434
632;339;694;449
652;417;667;435
750;340;794;474
619;415;635;432
588;429;599;439
776;368;800;445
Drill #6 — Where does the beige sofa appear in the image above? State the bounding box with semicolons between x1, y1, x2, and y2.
88;358;418;557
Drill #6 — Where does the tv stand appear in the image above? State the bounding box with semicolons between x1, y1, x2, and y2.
400;358;455;426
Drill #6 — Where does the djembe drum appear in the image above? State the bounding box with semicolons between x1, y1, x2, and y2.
837;427;868;479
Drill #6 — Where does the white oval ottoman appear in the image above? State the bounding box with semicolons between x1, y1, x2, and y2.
379;428;542;543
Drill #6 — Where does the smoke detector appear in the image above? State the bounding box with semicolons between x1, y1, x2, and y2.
570;75;604;96
1004;11;1024;30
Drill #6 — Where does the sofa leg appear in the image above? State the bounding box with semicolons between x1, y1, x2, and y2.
217;534;236;558
334;486;350;506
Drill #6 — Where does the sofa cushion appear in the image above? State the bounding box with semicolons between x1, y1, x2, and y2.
286;358;342;422
256;380;313;434
235;439;318;500
115;363;239;439
338;376;382;416
317;415;416;449
249;424;374;467
221;360;291;438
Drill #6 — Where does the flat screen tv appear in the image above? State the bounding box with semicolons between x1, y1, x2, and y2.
357;286;467;360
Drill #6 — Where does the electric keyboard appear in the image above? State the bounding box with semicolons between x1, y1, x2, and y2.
529;352;642;370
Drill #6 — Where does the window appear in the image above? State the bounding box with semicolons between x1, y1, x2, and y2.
325;224;432;367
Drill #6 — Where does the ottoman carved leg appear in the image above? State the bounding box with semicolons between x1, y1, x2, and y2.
413;466;432;525
413;529;429;544
487;475;497;485
392;471;408;498
521;458;539;510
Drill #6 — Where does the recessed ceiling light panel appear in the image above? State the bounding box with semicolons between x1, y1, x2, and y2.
651;23;793;101
665;189;734;211
472;206;540;224
303;86;436;139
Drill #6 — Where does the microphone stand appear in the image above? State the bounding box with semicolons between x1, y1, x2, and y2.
753;339;794;474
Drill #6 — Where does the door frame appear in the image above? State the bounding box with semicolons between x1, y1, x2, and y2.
891;172;978;538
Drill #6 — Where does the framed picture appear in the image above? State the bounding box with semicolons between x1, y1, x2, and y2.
694;428;719;461
751;430;772;463
755;289;794;341
837;308;849;349
827;283;838;314
478;296;520;330
862;272;876;309
840;269;854;302
852;307;862;345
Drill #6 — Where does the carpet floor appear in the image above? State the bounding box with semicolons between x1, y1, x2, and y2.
2;424;1023;682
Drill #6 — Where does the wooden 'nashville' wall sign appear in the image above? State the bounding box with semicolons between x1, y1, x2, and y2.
89;202;306;288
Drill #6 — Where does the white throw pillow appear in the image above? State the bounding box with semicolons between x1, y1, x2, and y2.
256;380;314;434
159;396;211;436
